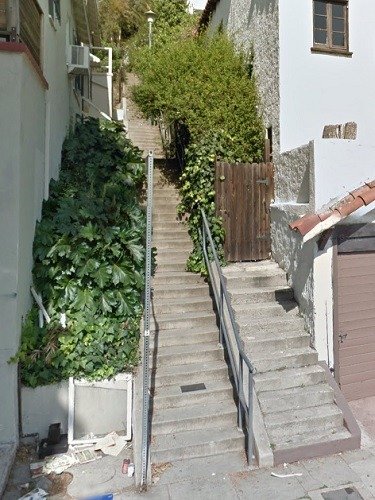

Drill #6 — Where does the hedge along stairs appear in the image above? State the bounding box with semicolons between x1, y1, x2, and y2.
149;165;245;464
123;73;164;159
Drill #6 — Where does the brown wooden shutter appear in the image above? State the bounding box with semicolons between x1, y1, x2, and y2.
20;0;42;65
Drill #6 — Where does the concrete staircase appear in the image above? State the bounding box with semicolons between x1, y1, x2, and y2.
123;73;164;159
149;167;244;464
223;261;358;465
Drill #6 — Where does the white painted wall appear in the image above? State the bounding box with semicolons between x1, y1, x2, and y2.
313;242;334;366
0;52;46;444
313;139;375;210
207;0;231;31
0;52;23;444
22;383;69;437
279;0;375;153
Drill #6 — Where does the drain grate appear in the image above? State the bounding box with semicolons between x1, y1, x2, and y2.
180;383;206;393
322;486;364;500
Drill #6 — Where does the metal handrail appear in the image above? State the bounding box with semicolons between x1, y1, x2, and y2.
140;151;154;487
200;209;255;463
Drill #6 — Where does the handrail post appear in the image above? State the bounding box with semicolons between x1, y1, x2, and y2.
238;356;244;430
248;371;254;464
140;150;154;488
219;280;224;345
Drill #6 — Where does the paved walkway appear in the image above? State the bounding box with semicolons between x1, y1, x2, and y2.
117;420;375;500
4;410;375;498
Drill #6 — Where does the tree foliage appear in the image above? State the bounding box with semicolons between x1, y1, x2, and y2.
132;33;264;272
12;119;146;387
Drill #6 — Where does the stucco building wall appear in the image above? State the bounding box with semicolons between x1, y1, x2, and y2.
0;1;81;444
0;52;46;443
228;0;280;156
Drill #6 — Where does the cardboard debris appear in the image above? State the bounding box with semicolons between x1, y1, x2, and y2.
74;448;100;464
30;462;45;478
43;448;101;474
19;487;48;500
94;432;127;457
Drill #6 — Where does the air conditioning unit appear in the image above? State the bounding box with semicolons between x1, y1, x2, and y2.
67;45;90;74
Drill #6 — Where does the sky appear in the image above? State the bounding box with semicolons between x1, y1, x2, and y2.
192;0;207;9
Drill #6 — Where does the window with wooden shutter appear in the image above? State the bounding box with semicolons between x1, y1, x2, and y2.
312;0;351;56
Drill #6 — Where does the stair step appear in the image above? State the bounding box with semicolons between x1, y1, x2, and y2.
151;427;244;463
254;365;326;392
155;240;193;251
241;322;305;340
153;294;211;311
153;228;187;238
153;360;230;387
151;306;216;322
151;342;222;367
156;248;190;258
273;427;352;451
152;219;188;227
237;318;305;337
150;328;218;348
152;379;233;409
153;301;213;315
246;330;310;353
223;261;279;275
225;273;287;288
258;383;334;414
234;299;299;316
230;286;294;304
151;313;217;331
266;403;343;442
153;284;208;299
153;401;237;435
153;207;180;214
153;273;205;286
253;347;318;372
155;262;186;272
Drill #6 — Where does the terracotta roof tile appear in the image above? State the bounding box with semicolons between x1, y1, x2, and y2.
289;179;375;239
336;196;364;217
359;186;375;205
290;214;321;236
350;185;371;198
317;211;332;222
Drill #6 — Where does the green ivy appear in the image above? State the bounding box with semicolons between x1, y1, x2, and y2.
12;118;146;387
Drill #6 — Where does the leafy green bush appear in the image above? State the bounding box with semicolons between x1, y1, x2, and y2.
133;33;264;272
13;119;146;387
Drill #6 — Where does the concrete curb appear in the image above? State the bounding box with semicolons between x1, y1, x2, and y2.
253;393;274;468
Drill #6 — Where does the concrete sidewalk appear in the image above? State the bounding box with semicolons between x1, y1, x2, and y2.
4;420;375;499
119;424;375;500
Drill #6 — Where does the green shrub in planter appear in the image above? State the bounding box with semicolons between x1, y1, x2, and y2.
12;119;146;387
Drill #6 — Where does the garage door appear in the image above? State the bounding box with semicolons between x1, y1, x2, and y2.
336;251;375;401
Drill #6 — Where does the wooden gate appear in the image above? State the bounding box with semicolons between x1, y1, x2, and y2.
215;162;274;262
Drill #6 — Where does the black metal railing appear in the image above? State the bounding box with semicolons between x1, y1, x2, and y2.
200;209;255;463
